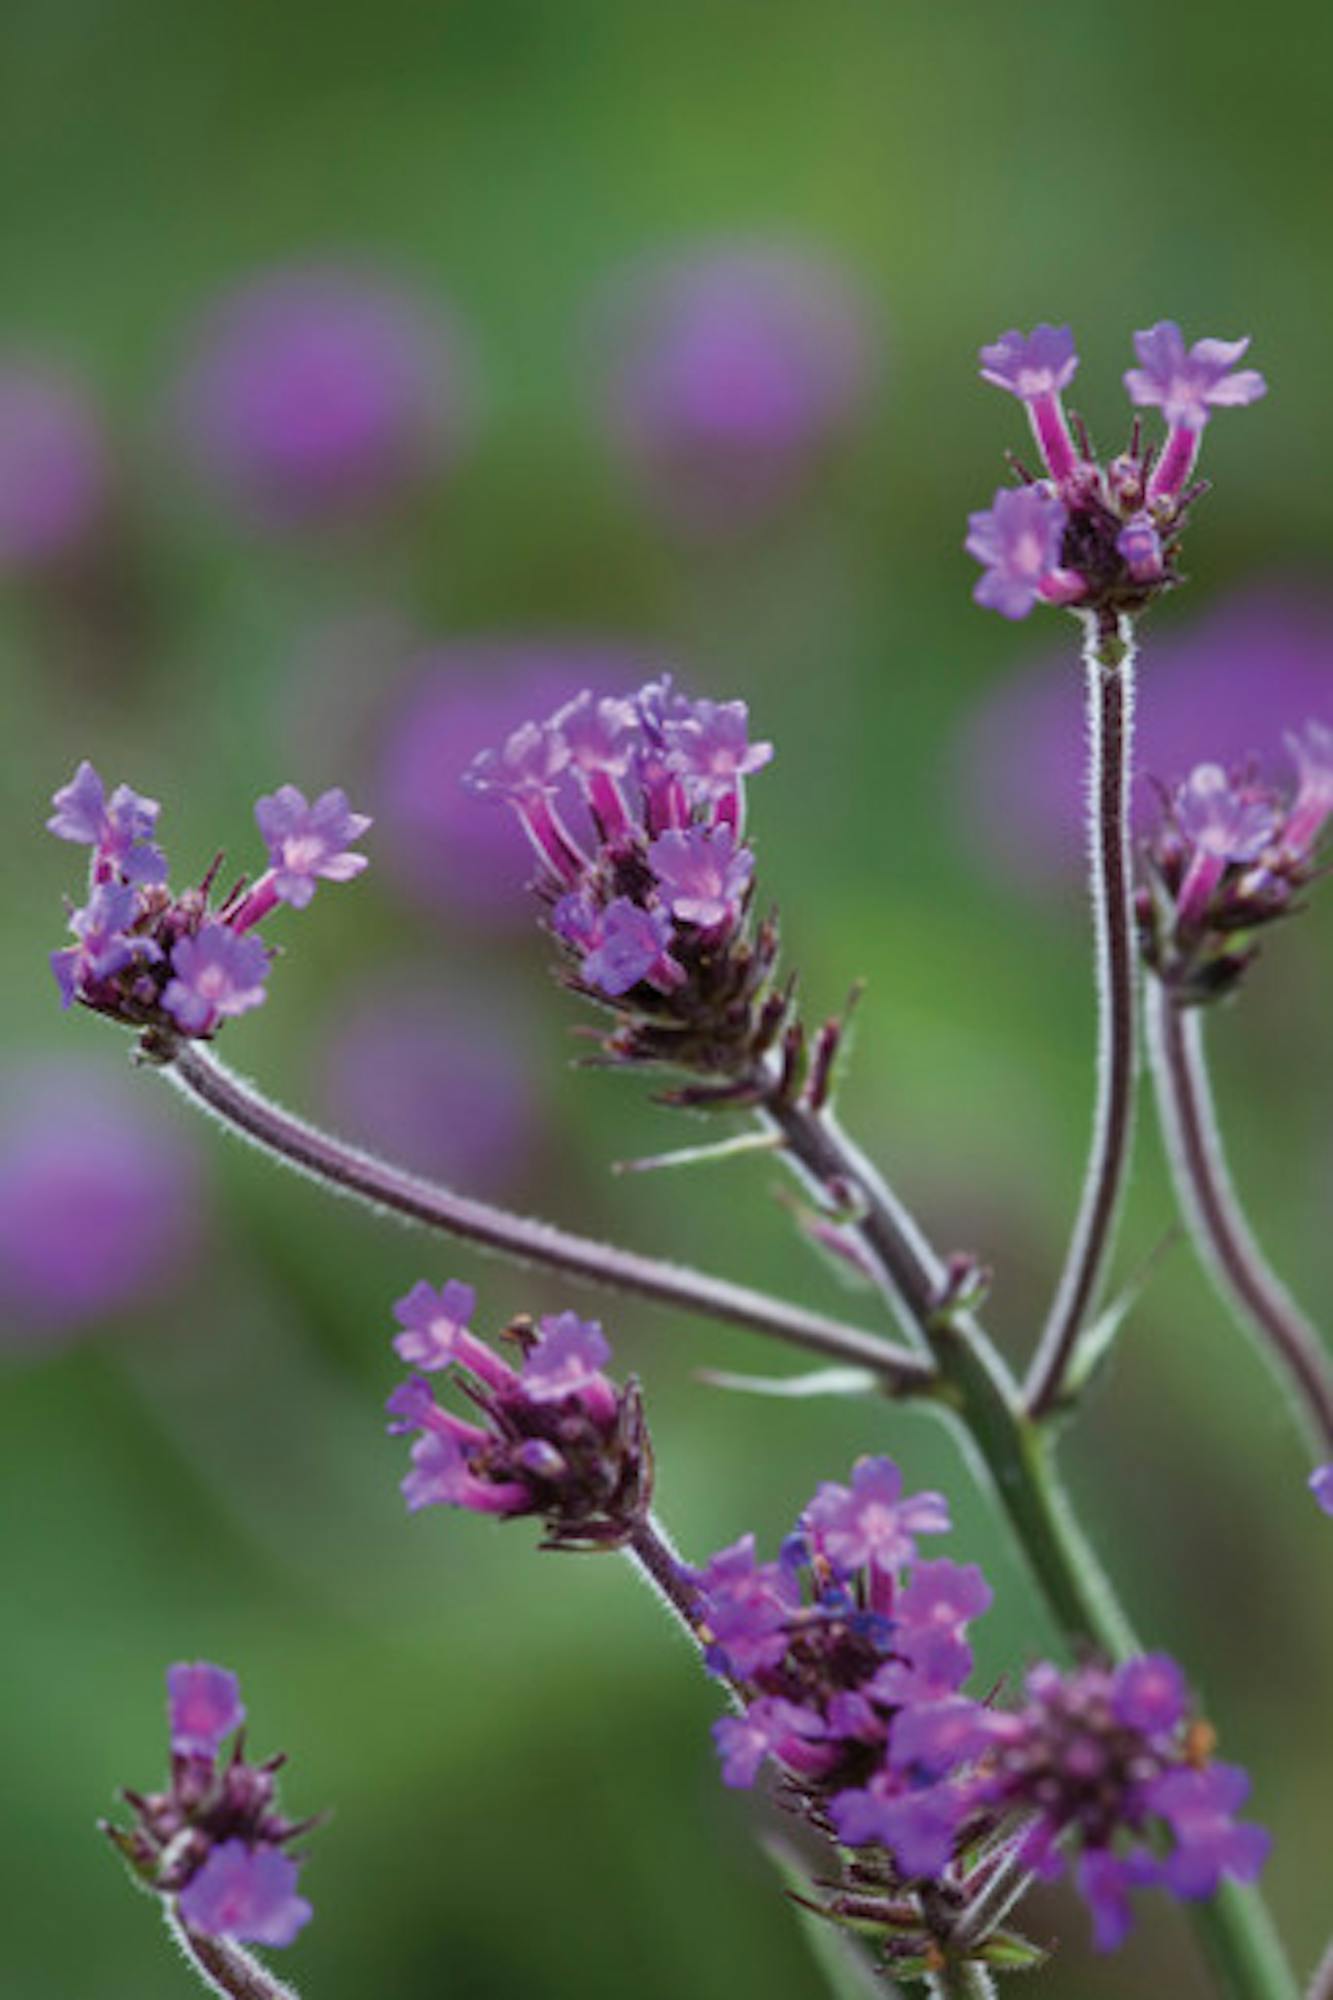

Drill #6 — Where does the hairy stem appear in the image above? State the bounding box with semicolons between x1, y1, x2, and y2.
1145;982;1333;1456
1308;1934;1333;2000
163;1043;930;1392
767;1096;1298;2000
1026;611;1139;1416
625;1511;703;1642
927;1963;996;1999
167;1911;301;2000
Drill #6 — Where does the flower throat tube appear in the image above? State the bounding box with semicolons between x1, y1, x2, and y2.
51;319;1333;2000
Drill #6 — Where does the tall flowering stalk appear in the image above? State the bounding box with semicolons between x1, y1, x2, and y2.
56;314;1328;2000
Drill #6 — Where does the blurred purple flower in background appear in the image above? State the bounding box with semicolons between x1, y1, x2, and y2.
950;582;1333;890
0;1059;204;1342
0;361;110;573
316;974;546;1196
375;642;664;925
596;243;878;532
173;263;473;526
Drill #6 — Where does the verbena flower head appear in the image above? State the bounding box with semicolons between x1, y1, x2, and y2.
0;360;110;573
598;244;876;533
46;761;370;1052
693;1460;1269;1968
969;320;1266;622
0;1058;204;1340
105;1663;315;1948
386;1285;651;1549
1138;721;1333;1004
175;263;472;527
464;677;803;1103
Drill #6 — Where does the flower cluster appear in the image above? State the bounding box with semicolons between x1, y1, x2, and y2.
386;1281;653;1550
968;322;1266;621
1137;722;1333;1003
105;1663;315;1948
47;762;369;1048
693;1457;1268;1964
465;679;801;1100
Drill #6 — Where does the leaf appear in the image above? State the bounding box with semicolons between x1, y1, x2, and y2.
698;1365;881;1399
974;1929;1049;1972
1062;1226;1181;1403
762;1838;902;2000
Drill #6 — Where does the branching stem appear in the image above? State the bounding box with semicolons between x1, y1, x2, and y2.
1145;981;1333;1455
1026;610;1139;1416
164;1043;931;1394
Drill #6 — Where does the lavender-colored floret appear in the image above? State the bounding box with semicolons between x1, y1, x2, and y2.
162;923;271;1034
1309;1463;1333;1515
978;324;1078;399
1124;322;1267;430
167;1662;246;1759
648;823;753;928
254;784;371;909
391;1278;478;1371
522;1311;613;1403
804;1456;950;1574
664;698;773;788
1111;1654;1188;1735
1145;1764;1272;1900
965;485;1069;620
176;1838;313;1947
47;761;167;884
580;897;678;997
1175;764;1279;861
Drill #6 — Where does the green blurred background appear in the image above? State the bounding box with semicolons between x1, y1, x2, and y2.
3;2;1331;1994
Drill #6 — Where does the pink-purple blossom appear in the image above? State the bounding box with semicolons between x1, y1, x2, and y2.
520;1312;614;1407
1124;322;1267;432
965;485;1073;620
47;762;167;885
162;923;271;1034
168;1662;246;1759
250;784;371;912
648;824;753;928
579;897;682;998
713;1698;828;1788
176;1840;313;1947
1144;1765;1271;1901
978;325;1079;400
803;1456;950;1575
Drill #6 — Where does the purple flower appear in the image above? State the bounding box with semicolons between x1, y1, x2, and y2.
803;1457;950;1575
1111;1654;1188;1735
830;1777;966;1880
176;1839;312;1947
690;1534;799;1676
888;1698;994;1782
579;897;681;998
1124;322;1267;432
664;699;774;790
965;485;1073;620
162;923;271;1035
978;325;1079;401
60;883;146;990
391;1279;479;1372
401;1428;528;1516
0;1060;204;1340
1078;1849;1159;1953
47;762;168;885
1310;1463;1333;1515
522;1312;613;1406
648;823;753;928
712;1697;828;1788
175;264;472;525
978;326;1080;484
1175;765;1278;860
1145;1764;1272;1900
895;1559;993;1635
0;362;109;571
598;244;877;532
168;1662;246;1759
1282;719;1333;856
252;784;371;911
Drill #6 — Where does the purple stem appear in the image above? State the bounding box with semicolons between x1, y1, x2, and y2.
164;1042;929;1392
1026;612;1139;1417
1145;980;1333;1456
167;1912;300;2000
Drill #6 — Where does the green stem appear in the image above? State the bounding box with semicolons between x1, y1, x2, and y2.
927;1963;996;1999
768;1099;1299;2000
